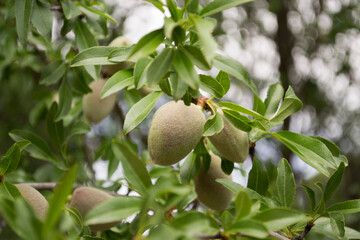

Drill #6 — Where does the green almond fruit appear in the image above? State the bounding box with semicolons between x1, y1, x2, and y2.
148;100;205;166
208;110;249;163
82;79;117;124
195;153;233;211
68;186;119;232
15;184;49;221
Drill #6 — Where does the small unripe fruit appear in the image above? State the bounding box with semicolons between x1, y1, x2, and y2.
15;184;49;221
195;153;233;211
102;36;133;77
208;110;249;163
68;187;119;231
82;79;117;124
148;100;205;166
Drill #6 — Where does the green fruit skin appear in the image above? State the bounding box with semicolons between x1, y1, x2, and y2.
15;184;49;221
102;36;133;77
208;111;249;163
82;79;117;124
68;187;119;231
148;100;205;166
195;153;233;211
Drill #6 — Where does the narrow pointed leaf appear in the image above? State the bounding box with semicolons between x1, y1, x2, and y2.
173;49;200;89
71;46;121;66
31;0;52;42
327;200;360;214
247;158;269;195
324;162;345;202
40;60;67;85
127;29;164;61
182;45;211;70
270;86;302;123
123;91;163;134
100;69;134;98
146;48;174;86
213;54;257;94
200;0;255;17
277;158;296;207
229;220;268;239
15;0;34;45
112;141;152;196
219;102;268;120
199;75;225;99
264;83;284;118
203;111;224;136
234;190;251;221
271;131;336;176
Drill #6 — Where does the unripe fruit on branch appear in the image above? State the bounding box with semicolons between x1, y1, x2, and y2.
102;36;132;77
148;100;205;166
15;184;49;221
82;79;117;124
208;110;249;163
194;153;233;211
68;186;119;231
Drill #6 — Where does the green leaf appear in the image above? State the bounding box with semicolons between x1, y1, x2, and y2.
71;46;121;67
300;184;316;212
75;2;117;24
55;78;73;121
100;69;134;98
203;111;224;136
159;78;172;96
15;0;34;45
134;57;152;87
127;29;164;61
107;46;133;63
247;158;269;195
277;158;295;208
271;131;336;177
312;136;341;157
170;72;188;101
270;86;302;123
9;130;58;165
31;0;52;42
213;54;257;94
85;196;142;225
189;14;217;62
145;0;165;12
324;162;345;202
199;75;225;99
66;121;91;142
170;211;218;237
327;200;360;214
221;158;234;175
229;220;268;239
123;91;163;134
172;49;200;89
222;109;253;132
43;165;78;236
200;0;255;17
46;103;64;150
234;190;251;221
182;45;211;70
112;141;152;196
329;213;345;237
146;48;174;86
180;153;200;184
61;0;81;19
74;19;99;80
216;71;231;94
40;60;67;85
264;83;284;118
0;141;29;175
311;217;360;239
14;198;42;240
219;102;268;120
253;94;265;115
253;208;306;232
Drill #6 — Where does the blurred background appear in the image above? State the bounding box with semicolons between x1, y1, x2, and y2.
0;0;359;235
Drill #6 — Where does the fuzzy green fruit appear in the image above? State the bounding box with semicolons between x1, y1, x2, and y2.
195;153;233;211
15;184;49;221
102;36;133;77
148;100;205;166
208;110;249;163
68;186;119;231
82;79;117;124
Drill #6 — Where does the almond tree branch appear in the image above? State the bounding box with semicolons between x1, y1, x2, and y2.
292;222;314;240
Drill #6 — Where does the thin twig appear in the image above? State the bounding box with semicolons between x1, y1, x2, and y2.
292;222;314;240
